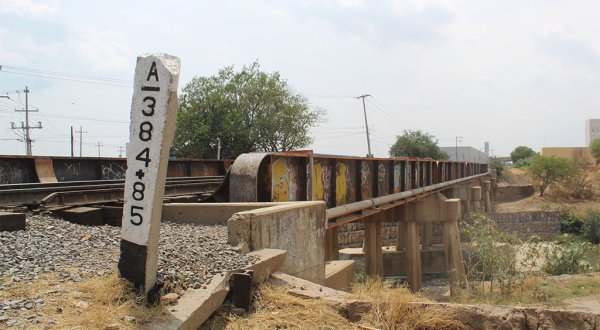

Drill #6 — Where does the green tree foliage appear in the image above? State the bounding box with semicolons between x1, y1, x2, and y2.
528;156;578;196
173;61;323;159
488;157;505;177
590;138;600;164
389;130;449;159
510;146;536;164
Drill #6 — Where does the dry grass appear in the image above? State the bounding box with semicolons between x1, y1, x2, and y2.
208;285;353;329
206;277;465;330
1;270;169;329
352;278;465;330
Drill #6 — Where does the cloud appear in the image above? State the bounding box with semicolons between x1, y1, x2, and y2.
72;29;134;73
0;0;58;18
536;32;600;78
292;1;454;46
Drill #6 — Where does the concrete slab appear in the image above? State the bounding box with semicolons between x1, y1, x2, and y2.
151;248;287;329
245;248;287;284
325;260;356;292
268;272;349;304
54;207;104;226
0;212;26;231
151;272;230;330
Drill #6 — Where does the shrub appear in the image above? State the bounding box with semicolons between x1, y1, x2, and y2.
543;236;593;275
462;213;522;296
514;158;532;168
558;206;584;235
583;210;600;244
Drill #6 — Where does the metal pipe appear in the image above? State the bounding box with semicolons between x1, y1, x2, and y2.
326;171;490;220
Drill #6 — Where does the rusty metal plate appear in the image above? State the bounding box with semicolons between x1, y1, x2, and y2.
229;153;270;202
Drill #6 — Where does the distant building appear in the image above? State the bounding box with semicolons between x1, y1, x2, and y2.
439;146;489;163
540;147;594;164
586;119;600;146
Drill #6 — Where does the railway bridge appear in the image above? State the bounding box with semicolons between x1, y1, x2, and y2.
0;151;492;292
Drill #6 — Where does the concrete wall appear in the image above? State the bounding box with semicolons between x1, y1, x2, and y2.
228;201;327;284
495;185;535;202
162;202;287;225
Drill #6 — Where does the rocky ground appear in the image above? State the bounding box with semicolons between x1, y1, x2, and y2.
0;211;257;328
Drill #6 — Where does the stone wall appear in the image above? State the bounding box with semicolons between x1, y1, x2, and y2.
337;210;560;248
483;211;560;241
228;201;327;284
495;185;535;202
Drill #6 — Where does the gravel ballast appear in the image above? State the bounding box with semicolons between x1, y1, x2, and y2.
0;211;257;327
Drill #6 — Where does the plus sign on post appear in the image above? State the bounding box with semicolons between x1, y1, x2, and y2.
119;54;180;299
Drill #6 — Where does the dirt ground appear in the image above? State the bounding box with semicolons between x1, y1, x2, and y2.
495;166;600;215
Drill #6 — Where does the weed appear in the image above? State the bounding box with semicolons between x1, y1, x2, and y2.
543;235;595;275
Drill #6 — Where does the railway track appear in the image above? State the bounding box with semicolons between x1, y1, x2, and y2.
0;176;225;207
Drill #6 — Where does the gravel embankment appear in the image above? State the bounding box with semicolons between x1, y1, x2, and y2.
0;211;257;327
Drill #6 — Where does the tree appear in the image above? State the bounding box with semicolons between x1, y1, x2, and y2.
173;61;323;159
389;130;449;159
528;156;578;196
590;138;600;164
510;146;536;164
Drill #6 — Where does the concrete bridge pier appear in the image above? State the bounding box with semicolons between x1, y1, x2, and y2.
325;227;339;261
471;186;482;212
482;180;492;212
395;205;406;252
363;212;383;277
404;202;422;291
439;196;468;293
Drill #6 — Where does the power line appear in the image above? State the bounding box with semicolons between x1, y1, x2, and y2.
0;65;132;88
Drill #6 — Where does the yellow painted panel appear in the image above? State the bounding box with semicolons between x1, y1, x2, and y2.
313;162;324;201
272;158;289;202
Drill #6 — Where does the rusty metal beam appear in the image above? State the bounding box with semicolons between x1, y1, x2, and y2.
229;152;489;208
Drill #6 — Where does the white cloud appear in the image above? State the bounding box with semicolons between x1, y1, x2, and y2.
73;29;134;73
0;0;58;18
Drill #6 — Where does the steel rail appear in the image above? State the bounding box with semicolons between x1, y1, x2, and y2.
0;176;224;207
0;176;224;190
326;171;490;220
40;181;222;207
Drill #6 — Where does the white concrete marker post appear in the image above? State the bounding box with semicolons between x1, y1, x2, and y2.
119;54;180;298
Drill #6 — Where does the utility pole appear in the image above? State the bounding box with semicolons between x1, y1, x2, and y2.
70;126;74;157
11;86;42;155
356;94;373;158
75;126;87;157
118;146;125;158
95;141;103;157
216;138;221;160
455;136;463;161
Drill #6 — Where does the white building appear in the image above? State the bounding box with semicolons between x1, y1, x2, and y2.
586;119;600;146
439;146;489;163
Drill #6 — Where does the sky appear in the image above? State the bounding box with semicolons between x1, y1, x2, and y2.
1;0;599;159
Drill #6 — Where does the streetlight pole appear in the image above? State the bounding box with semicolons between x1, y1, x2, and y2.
455;136;463;161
